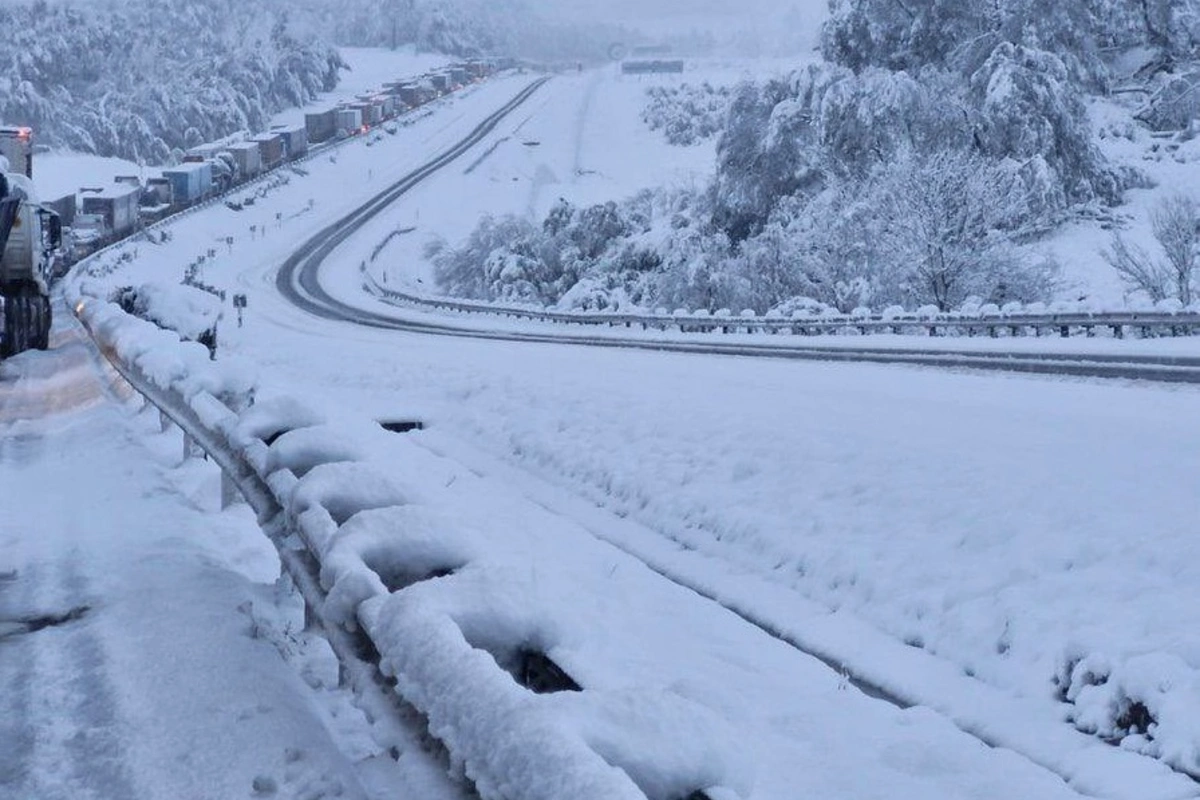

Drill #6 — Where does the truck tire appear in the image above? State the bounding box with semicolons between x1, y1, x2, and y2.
33;295;50;350
4;295;25;356
0;297;12;358
13;295;29;355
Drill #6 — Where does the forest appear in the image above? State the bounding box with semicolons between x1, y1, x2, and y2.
0;0;609;164
0;0;343;163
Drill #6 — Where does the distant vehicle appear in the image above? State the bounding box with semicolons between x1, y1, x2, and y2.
53;58;504;273
0;127;61;358
621;60;685;75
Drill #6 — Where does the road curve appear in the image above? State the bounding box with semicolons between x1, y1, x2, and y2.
278;78;550;316
277;79;1200;385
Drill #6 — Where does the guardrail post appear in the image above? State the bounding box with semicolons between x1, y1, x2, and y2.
160;409;173;433
1111;325;1124;339
1060;325;1070;338
221;471;245;509
182;431;203;461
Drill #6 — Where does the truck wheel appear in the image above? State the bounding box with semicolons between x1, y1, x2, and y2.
7;296;25;355
15;296;30;354
34;295;50;350
0;297;12;358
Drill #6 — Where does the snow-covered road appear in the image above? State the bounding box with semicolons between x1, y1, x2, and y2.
59;59;1200;796
0;312;464;800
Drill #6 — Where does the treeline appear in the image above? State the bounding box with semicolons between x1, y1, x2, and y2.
434;0;1198;314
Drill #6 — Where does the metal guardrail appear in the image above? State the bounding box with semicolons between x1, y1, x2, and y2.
365;274;1200;340
72;292;670;800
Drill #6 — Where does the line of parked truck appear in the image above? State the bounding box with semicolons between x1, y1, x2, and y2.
45;59;504;267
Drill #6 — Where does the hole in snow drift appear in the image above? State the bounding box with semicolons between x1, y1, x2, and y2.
462;635;582;694
1115;699;1155;737
365;560;458;595
378;419;425;434
516;648;582;694
260;428;291;447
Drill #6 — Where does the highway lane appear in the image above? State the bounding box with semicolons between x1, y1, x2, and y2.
275;78;1200;384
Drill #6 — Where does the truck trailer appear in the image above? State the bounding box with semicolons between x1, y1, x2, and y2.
81;184;140;239
252;132;284;171
162;162;212;206
0;127;33;178
0;128;61;358
277;125;308;160
335;108;363;137
305;109;337;144
224;142;262;180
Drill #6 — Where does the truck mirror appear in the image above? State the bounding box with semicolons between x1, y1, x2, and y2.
47;212;62;249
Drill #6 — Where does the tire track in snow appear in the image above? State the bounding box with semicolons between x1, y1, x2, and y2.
408;429;1200;800
0;556;139;800
0;300;135;427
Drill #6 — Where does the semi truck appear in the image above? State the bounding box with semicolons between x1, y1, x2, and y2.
0;128;61;358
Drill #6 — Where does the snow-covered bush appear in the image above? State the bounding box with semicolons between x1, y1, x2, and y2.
708;75;830;243
1103;194;1200;305
110;283;223;355
1137;69;1200;131
867;150;1059;311
642;83;732;146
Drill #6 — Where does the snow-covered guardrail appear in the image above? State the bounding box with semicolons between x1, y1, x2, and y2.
365;272;1200;340
70;283;727;800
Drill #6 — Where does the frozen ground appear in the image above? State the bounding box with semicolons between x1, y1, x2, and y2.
65;63;1200;788
0;313;464;800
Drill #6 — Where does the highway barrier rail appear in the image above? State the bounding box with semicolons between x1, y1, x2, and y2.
69;285;728;800
364;274;1200;341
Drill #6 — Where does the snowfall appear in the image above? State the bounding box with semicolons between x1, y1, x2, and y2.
5;43;1200;800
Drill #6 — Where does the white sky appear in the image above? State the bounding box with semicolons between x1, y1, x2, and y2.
533;0;829;53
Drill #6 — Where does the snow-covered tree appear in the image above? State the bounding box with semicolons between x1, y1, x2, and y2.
710;77;825;242
1103;194;1200;305
871;149;1056;310
969;42;1119;207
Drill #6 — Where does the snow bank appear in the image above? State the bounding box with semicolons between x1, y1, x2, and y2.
367;597;648;800
64;300;685;800
69;282;256;413
112;283;223;342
